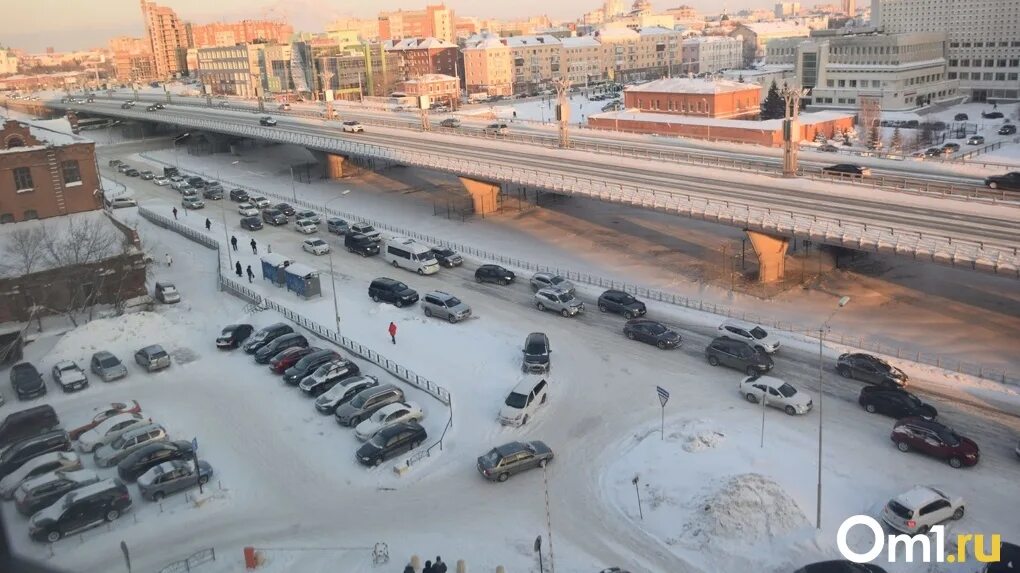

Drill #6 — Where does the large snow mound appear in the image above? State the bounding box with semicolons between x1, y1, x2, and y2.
675;473;808;546
667;419;726;452
47;311;192;365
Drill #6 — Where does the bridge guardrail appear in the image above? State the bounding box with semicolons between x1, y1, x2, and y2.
134;153;1020;387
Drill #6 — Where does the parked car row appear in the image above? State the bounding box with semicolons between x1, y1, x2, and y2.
7;347;169;404
0;402;213;543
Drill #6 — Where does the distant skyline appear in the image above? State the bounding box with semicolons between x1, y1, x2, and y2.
6;0;782;52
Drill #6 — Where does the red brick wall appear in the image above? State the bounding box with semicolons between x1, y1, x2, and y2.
624;86;761;119
588;115;854;147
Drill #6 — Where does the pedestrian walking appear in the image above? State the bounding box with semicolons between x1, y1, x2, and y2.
267;244;272;254
246;265;254;283
230;235;238;251
423;560;434;573
402;566;414;573
433;556;447;573
172;207;178;220
388;322;397;345
235;261;242;277
512;110;517;119
250;239;257;254
205;218;212;231
165;253;173;267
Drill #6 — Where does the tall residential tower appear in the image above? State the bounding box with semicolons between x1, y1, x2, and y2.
140;0;189;78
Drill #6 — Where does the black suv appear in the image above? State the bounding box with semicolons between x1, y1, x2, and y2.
597;290;647;318
28;478;132;543
345;233;380;257
283;350;341;385
368;278;419;307
858;387;936;419
356;422;427;466
262;209;287;226
240;216;263;231
429;247;463;268
229;188;249;202
475;264;515;285
522;332;551;374
216;323;254;349
705;337;773;375
116;440;195;481
0;430;72;479
243;323;294;354
11;362;46;400
836;353;907;387
273;203;296;216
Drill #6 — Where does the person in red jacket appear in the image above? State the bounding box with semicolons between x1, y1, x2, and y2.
388;321;397;344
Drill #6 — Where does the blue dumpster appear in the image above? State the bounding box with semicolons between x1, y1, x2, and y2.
284;263;321;299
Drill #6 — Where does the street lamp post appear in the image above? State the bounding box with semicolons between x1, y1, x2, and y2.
220;160;239;268
323;194;346;333
816;295;851;530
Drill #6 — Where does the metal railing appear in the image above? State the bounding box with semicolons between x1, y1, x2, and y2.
158;548;216;573
132;158;1019;386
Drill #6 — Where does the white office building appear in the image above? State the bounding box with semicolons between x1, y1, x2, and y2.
680;36;744;75
871;0;1020;101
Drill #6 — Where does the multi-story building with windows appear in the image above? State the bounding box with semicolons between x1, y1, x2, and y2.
379;4;455;44
505;35;563;94
140;0;189;78
767;31;959;110
0;49;17;75
400;74;459;108
562;36;608;86
871;0;1020;101
680;36;744;74
305;41;400;101
596;26;683;82
730;21;812;66
187;20;293;49
622;77;762;118
462;36;513;97
384;37;459;80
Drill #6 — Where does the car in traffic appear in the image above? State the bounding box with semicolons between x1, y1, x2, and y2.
295;210;320;224
335;384;405;427
818;144;839;152
858;386;937;419
90;351;128;382
522;332;551;374
999;124;1017;135
116;440;195;482
530;272;575;295
124;169;141;177
137;459;213;501
302;238;330;255
891;417;979;468
717;319;780;354
349;222;380;240
477;441;553;482
534;287;583;317
67;402;141;441
134;345;171;372
705;337;774;375
739;375;812;415
368;277;419;308
117;164;132;173
259;116;277;126
240;216;263;231
11;363;46;401
954;113;969;121
94;423;168;467
215;324;254;349
203;186;223;200
253;333;309;364
428;247;462;268
153;175;170;186
597;290;646;318
341;121;364;133
274;203;296;217
262;208;287;226
822;164;871;178
984;172;1020;191
439;118;461;128
238;202;258;217
294;218;318;234
355;422;427;466
181;196;205;210
623;319;681;349
498;378;548;426
421;291;471;323
108;197;138;209
251;196;271;208
836;353;907;387
941;142;960;153
243;323;294;354
314;375;379;414
76;413;146;453
345;233;380;256
27;478;132;542
327;217;349;234
139;170;154;180
483;123;508;136
0;451;81;500
881;485;964;534
51;361;88;393
967;135;985;145
14;469;101;516
354;402;424;441
229;188;249;202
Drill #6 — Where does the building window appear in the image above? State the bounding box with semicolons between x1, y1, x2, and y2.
0;213;13;224
61;160;81;184
13;167;33;192
23;209;38;220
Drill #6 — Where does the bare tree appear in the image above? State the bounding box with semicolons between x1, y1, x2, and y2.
0;227;47;275
42;216;118;268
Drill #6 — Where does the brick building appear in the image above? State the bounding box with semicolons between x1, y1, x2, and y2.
188;20;293;49
0;121;102;224
384;37;459;81
400;74;460;108
623;77;762;119
379;5;455;43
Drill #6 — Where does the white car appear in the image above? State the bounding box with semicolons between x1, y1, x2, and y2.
718;319;781;354
294;219;318;234
342;121;364;133
530;272;575;295
251;196;271;208
881;486;964;534
76;413;146;453
295;210;320;224
739;375;812;415
302;238;330;255
498;378;549;426
0;452;81;499
169;175;185;184
238;202;259;216
170;180;190;191
153;176;170;186
354;401;424;441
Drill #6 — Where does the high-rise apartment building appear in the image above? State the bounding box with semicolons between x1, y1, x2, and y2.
140;0;189;78
842;0;857;15
379;5;455;43
872;0;1020;101
188;20;293;49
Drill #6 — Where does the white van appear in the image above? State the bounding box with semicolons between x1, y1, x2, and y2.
384;237;440;275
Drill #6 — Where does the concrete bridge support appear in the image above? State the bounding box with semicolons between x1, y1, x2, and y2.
308;150;349;180
746;230;789;283
457;176;500;215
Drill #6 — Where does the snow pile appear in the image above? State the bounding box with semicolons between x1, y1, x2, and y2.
667;419;726;452
675;473;808;546
47;311;192;366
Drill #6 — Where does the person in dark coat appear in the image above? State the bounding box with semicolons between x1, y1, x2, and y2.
230;235;238;251
205;218;211;231
423;561;434;573
246;265;254;283
172;207;178;220
235;261;242;277
250;239;257;254
433;556;447;573
402;566;414;573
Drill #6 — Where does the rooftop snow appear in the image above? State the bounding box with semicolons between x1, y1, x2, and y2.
626;77;760;94
383;37;457;50
0;210;125;279
736;21;810;35
503;35;563;47
560;36;601;48
402;74;459;84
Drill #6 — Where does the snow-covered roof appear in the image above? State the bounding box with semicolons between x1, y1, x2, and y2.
736;21;810;36
0;210;122;279
503;35;563;48
384;37;457;51
463;36;508;51
626;77;760;94
284;262;318;277
260;253;293;267
595;27;640;41
402;74;459;84
637;26;681;36
682;35;740;44
560;36;601;48
591;109;852;130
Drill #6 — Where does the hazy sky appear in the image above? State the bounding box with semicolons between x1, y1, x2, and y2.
4;0;776;52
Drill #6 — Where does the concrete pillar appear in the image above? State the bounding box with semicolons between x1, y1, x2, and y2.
746;230;789;283
458;176;500;215
323;153;347;179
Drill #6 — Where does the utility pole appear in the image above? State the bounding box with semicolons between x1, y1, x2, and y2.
781;85;804;177
554;76;570;149
321;71;335;120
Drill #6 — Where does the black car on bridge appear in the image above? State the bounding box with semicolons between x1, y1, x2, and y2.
259;116;277;127
985;172;1020;191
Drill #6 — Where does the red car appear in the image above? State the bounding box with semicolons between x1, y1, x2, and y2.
68;401;142;440
891;417;979;468
269;347;318;374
